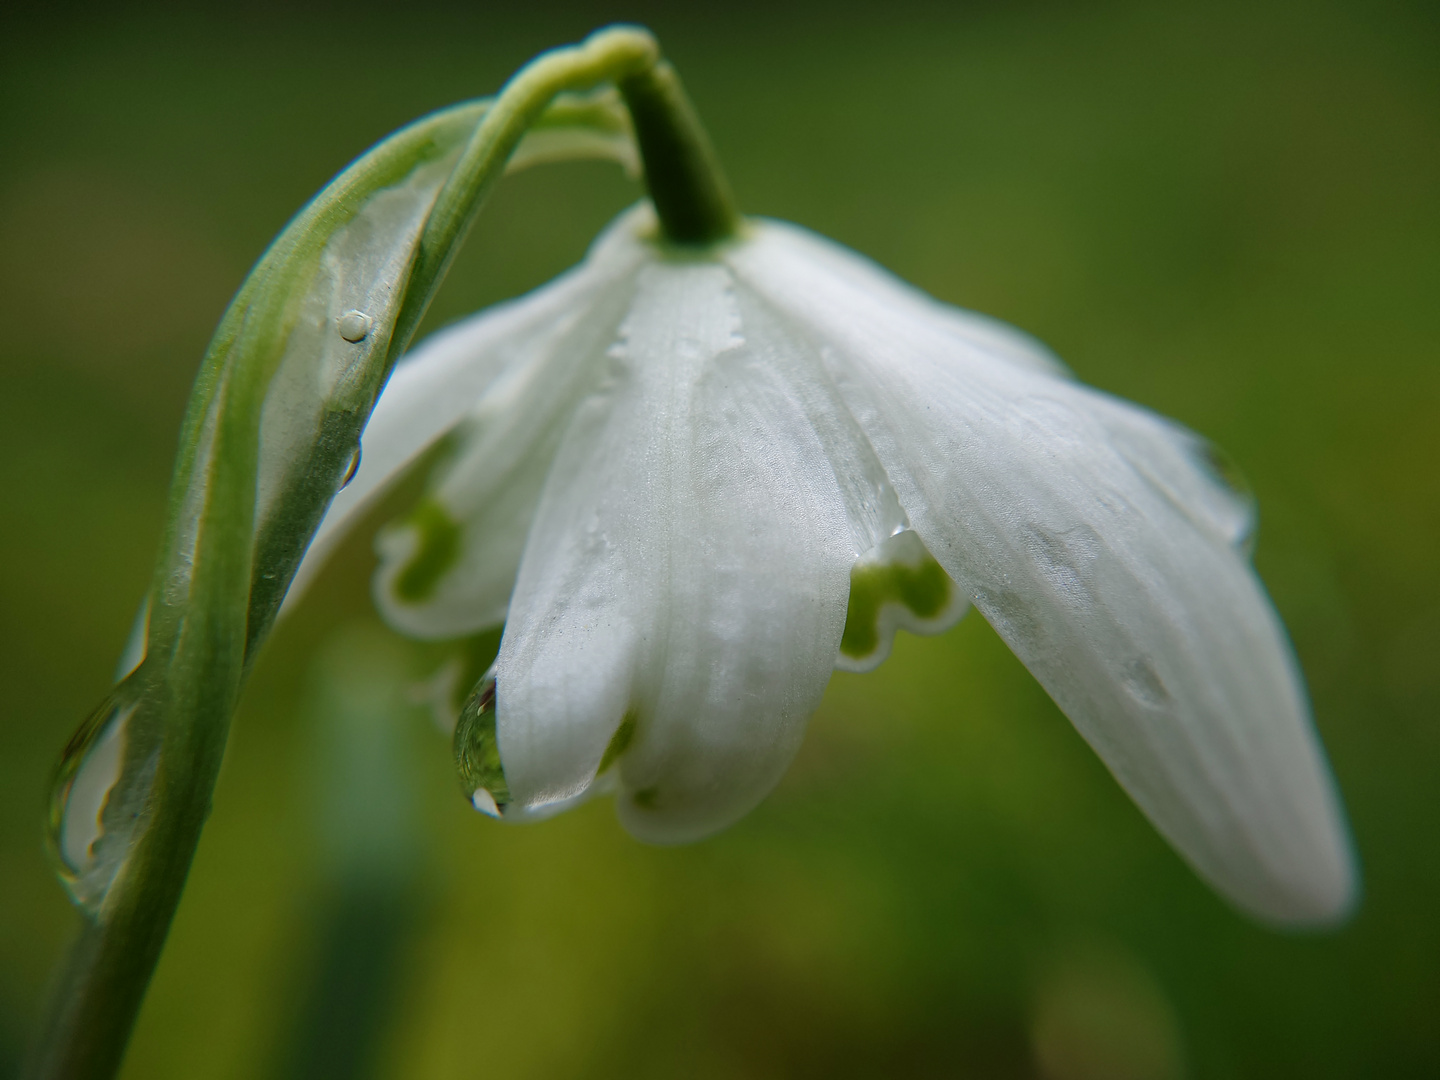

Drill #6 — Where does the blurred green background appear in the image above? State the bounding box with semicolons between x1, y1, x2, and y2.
2;1;1437;1077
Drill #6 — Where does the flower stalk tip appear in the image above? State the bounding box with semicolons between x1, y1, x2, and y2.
619;61;742;245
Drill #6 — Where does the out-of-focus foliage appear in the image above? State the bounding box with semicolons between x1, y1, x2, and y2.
1;2;1436;1077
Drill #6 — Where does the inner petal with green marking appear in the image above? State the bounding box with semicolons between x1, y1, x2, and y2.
837;530;969;673
391;497;462;603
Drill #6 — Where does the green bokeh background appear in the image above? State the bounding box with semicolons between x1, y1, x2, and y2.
2;2;1436;1077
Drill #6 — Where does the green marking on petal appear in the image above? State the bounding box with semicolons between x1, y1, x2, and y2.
597;708;638;775
453;674;509;814
840;545;952;660
394;497;461;603
632;786;660;809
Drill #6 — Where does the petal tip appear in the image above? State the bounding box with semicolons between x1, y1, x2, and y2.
1245;828;1362;931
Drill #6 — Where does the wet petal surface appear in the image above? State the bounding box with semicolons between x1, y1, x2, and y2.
287;215;645;612
497;255;856;841
732;221;1357;925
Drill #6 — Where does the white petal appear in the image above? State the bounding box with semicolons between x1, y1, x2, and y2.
496;257;855;841
732;223;1357;925
1083;394;1256;552
726;282;969;671
745;218;1069;378
282;208;646;614
372;256;640;638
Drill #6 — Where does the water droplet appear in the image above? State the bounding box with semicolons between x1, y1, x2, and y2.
1196;438;1252;503
340;444;361;488
47;671;162;913
1030;523;1101;596
1121;657;1170;711
336;310;372;343
1193;437;1257;554
453;667;509;818
114;596;149;681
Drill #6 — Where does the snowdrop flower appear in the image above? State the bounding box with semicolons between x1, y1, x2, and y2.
43;32;1360;1079
292;202;1356;927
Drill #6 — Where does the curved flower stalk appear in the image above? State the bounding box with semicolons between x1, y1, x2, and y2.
295;205;1358;928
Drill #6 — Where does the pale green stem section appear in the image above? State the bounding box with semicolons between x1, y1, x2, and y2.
390;27;661;360
28;25;735;1080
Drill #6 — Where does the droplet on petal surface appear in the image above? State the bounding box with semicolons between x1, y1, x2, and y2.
1192;436;1257;555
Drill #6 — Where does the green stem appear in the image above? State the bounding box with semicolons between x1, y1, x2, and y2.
388;26;657;359
619;61;740;245
28;24;740;1080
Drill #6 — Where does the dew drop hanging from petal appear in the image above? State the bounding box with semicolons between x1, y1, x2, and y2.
46;669;163;914
1193;435;1258;555
453;668;509;818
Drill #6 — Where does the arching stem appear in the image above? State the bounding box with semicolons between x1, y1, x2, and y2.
28;25;742;1080
391;25;741;357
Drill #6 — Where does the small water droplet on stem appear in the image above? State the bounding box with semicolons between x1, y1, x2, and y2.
340;445;361;488
336;310;372;343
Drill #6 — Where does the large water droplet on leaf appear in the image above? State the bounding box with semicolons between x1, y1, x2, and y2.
453;668;509;818
47;670;162;913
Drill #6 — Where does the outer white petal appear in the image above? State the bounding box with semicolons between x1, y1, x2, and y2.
283;211;646;614
730;222;1357;926
1082;395;1256;552
748;219;1068;378
726;283;969;671
496;253;856;842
